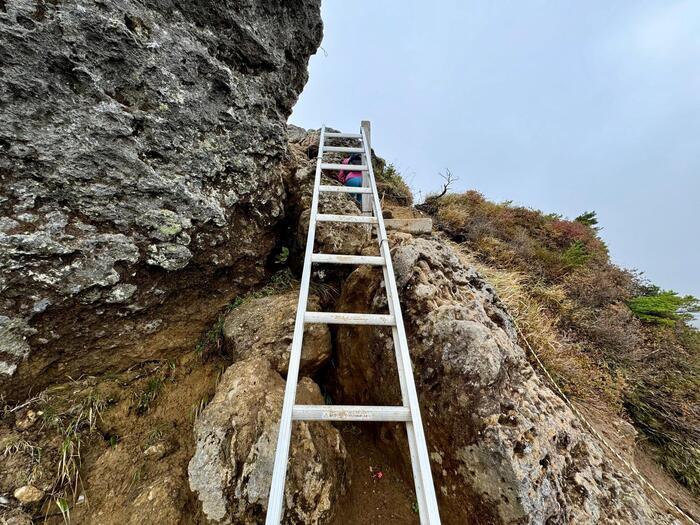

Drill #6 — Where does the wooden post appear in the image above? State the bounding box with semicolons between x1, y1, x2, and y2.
360;120;372;214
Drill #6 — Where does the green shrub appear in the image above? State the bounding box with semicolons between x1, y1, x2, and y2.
575;210;599;229
372;158;413;205
561;241;591;269
627;289;700;325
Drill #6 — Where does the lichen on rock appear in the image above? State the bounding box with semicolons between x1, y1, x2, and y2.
0;0;323;397
0;317;35;377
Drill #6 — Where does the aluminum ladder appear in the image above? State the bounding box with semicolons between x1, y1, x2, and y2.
265;122;441;525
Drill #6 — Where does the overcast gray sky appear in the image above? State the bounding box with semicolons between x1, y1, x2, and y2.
290;0;699;311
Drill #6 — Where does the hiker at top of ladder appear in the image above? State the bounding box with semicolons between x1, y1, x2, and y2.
336;153;363;203
265;124;442;525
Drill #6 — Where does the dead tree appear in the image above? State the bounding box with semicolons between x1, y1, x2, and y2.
435;168;458;198
415;168;459;214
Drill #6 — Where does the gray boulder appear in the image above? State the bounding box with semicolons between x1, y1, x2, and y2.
331;233;679;524
188;357;348;524
223;290;331;376
0;0;322;397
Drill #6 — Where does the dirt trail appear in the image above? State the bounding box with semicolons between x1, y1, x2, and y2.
330;423;419;525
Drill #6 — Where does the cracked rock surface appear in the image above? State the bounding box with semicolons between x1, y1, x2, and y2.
0;0;322;396
331;233;679;524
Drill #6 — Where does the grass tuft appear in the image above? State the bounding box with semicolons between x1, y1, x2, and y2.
136;378;164;415
36;389;108;523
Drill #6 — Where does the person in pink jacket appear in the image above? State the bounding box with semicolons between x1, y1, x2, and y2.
337;153;363;203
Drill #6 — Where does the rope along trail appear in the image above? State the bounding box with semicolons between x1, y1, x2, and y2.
514;321;698;525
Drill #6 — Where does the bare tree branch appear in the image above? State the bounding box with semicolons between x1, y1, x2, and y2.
436;168;458;198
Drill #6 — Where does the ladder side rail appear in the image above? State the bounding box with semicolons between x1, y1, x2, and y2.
377;250;429;524
385;292;429;525
265;126;328;525
360;120;373;214
369;160;427;522
360;126;442;524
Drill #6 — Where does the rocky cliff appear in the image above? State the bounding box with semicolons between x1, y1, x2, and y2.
0;5;695;524
331;233;680;524
0;128;689;524
182;133;686;524
0;0;322;396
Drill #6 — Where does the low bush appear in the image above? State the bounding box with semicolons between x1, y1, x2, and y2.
627;288;700;326
562;264;636;308
625;354;700;494
432;191;608;282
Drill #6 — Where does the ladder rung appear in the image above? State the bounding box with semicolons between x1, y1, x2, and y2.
317;213;377;224
304;312;395;326
320;163;368;171
323;146;364;153
319;185;372;194
311;253;385;266
325;132;362;139
292;405;411;422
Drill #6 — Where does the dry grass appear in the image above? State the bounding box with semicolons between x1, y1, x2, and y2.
2;436;42;463
451;241;625;409
37;388;109;524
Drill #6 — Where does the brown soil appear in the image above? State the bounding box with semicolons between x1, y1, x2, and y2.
330;423;419;525
0;351;226;525
66;353;224;525
3;342;425;524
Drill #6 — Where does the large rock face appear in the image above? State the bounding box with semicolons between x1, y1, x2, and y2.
0;0;322;396
188;357;348;524
331;233;679;524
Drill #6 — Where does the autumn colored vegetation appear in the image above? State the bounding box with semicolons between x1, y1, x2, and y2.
422;189;700;495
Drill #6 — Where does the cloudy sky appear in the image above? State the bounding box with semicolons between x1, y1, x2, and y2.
290;0;699;312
